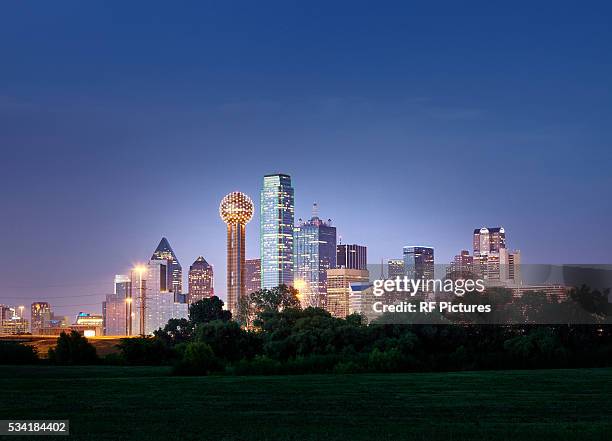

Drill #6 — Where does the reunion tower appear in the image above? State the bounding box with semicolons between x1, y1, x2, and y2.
219;192;254;315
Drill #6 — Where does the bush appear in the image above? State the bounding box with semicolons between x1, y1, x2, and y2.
48;331;98;365
173;342;221;375
0;342;39;364
117;337;176;365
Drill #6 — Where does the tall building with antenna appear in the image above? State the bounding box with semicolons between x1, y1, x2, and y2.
294;203;337;308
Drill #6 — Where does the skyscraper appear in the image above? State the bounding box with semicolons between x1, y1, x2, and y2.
326;268;370;318
294;204;337;308
103;275;130;336
260;174;294;289
220;191;254;316
188;256;214;303
336;244;367;270
387;259;405;280
472;227;520;285
403;246;435;282
446;250;474;280
131;259;189;336
151;237;183;299
245;258;261;295
30;302;51;334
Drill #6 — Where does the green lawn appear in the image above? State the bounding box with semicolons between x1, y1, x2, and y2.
0;366;610;440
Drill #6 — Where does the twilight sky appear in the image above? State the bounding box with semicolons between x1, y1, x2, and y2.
1;1;611;319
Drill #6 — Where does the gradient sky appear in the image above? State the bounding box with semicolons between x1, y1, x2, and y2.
1;1;611;320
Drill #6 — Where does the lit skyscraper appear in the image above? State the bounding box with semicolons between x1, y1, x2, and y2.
326;267;370;318
473;227;521;285
220;191;254;315
387;259;405;280
131;259;188;336
403;246;435;281
336;244;367;270
188;256;214;303
103;275;130;336
151;237;183;298
245;258;261;295
30;302;51;334
260;174;294;289
294;204;337;308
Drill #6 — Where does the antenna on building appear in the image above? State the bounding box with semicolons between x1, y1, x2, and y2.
312;202;319;218
338;235;343;245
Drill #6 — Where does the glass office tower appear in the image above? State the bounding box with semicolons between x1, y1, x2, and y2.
260;174;294;289
294;205;337;308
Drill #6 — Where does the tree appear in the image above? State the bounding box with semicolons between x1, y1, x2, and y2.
154;318;194;345
48;331;98;365
188;296;232;325
173;342;220;375
570;285;611;317
116;337;176;365
0;342;39;364
250;285;300;312
196;320;262;362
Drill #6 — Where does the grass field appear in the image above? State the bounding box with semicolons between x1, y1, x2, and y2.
0;366;610;440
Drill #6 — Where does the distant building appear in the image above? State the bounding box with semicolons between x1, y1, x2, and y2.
260;174;294;289
294;204;337;308
0;305;28;335
336;244;367;270
73;312;103;337
387;259;405;280
245;258;261;295
511;284;570;302
151;237;183;300
103;275;130;336
446;250;474;280
348;282;378;323
403;246;435;280
326;268;370;318
131;259;189;336
188;256;214;303
473;227;521;286
30;302;52;334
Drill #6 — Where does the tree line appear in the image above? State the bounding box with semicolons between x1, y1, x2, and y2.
1;285;611;375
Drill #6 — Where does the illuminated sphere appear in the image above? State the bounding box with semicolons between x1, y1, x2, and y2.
219;192;254;225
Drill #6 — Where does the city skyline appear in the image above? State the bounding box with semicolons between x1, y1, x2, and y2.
2;3;611;321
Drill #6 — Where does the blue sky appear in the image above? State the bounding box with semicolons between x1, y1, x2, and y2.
1;1;611;318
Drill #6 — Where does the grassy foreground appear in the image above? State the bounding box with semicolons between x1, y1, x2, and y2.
0;366;610;440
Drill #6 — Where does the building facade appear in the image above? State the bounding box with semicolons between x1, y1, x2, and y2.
387;259;405;280
260;174;294;289
131;259;189;336
336;244;367;270
103;274;130;336
245;258;261;295
326;268;370;318
294;206;337;308
403;246;435;280
220;191;254;316
188;256;214;303
30;302;52;334
151;237;183;300
473;227;521;286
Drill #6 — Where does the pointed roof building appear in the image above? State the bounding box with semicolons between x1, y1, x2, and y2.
151;237;183;295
